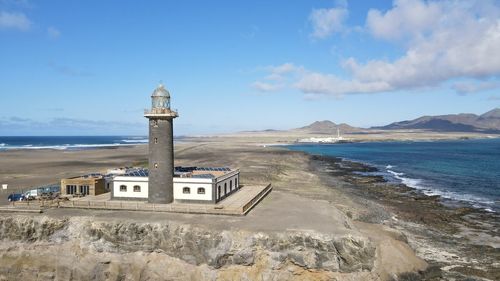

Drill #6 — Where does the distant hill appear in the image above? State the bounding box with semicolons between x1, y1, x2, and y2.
294;120;363;134
374;108;500;133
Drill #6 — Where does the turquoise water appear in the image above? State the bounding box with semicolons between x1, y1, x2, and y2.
287;138;500;212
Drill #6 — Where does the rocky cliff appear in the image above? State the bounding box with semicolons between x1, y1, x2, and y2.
0;215;378;281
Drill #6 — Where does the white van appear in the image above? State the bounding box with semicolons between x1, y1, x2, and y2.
24;189;38;200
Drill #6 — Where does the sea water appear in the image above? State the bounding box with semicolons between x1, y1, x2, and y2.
0;136;148;150
287;138;500;212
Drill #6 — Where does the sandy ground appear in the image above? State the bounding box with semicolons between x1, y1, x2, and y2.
0;141;356;236
0;146;148;189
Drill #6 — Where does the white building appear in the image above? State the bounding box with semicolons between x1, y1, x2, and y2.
111;167;240;204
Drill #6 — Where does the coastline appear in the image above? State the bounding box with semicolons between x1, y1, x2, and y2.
349;132;500;143
304;152;500;280
0;136;149;152
283;137;500;214
0;138;498;280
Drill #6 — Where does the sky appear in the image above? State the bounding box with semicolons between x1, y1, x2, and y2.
0;0;499;136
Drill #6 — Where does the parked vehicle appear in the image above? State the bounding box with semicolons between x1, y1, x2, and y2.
24;189;38;200
7;193;25;202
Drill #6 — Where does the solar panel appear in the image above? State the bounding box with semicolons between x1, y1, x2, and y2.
192;166;232;172
192;173;215;178
123;169;149;177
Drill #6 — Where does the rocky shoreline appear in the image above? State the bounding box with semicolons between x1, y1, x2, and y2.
308;154;500;280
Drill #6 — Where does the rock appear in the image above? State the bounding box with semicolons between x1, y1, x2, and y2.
232;248;255;266
0;215;377;280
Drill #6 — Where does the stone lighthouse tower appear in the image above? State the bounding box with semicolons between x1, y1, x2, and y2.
144;83;178;204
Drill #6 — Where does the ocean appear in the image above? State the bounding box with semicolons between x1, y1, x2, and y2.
0;136;149;150
286;138;500;213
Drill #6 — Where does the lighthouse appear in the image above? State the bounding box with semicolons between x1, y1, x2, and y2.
144;83;178;204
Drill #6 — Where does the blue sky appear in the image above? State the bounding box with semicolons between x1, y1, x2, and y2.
0;0;499;136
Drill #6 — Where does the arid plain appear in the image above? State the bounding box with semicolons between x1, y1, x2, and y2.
0;130;499;280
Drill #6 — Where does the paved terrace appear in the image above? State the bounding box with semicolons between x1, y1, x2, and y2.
6;184;272;216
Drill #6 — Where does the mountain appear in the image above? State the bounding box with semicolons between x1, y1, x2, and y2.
375;108;500;133
294;120;363;134
480;108;500;119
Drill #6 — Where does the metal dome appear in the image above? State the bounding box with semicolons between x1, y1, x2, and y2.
151;83;170;98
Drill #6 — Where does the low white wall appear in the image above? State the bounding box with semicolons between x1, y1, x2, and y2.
110;170;240;202
215;172;240;200
173;182;213;201
112;176;148;199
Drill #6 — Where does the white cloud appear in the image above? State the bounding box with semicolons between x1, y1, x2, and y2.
47;26;60;38
252;63;302;92
344;0;500;90
309;1;348;38
0;10;31;30
366;0;441;41
254;0;500;97
252;81;283;92
452;81;500;95
269;63;297;75
294;72;391;96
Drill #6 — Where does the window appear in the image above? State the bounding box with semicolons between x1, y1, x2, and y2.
133;185;141;192
197;187;205;194
224;183;227;194
218;185;221;198
66;185;77;195
120;185;127;192
154;137;158;144
230;180;233;191
183;187;190;194
235;178;238;188
80;185;89;195
153;120;158;127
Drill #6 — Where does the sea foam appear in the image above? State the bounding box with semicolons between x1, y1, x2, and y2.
0;143;138;150
121;139;148;143
385;167;495;212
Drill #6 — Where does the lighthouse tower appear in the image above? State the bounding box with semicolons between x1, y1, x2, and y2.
144;83;178;204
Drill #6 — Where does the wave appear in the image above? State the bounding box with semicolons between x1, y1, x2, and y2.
121;139;148;143
422;188;496;211
386;169;423;189
387;169;405;177
385;167;496;212
0;143;139;150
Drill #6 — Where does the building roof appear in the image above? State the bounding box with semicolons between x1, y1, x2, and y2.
151;83;170;98
118;166;235;179
192;173;215;179
195;167;231;172
123;169;149;177
63;173;104;181
174;166;231;172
